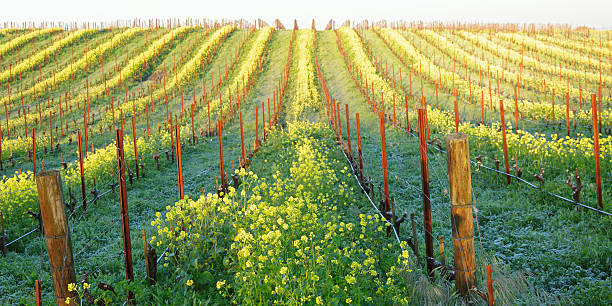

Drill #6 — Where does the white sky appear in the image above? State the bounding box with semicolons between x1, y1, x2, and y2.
1;0;611;30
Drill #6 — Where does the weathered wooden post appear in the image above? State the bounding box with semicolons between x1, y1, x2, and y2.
255;106;260;149
115;129;134;303
356;113;363;171
445;133;476;298
591;94;603;210
35;170;76;306
190;104;195;143
141;229;156;285
239;112;246;167
32;128;36;175
499;100;511;185
262;101;266;141
438;236;445;266
379;112;390;213
345;104;352;159
410;213;420;261
77;131;87;210
486;265;495;305
218;120;226;192
35;279;42;306
418;108;434;276
176;125;184;200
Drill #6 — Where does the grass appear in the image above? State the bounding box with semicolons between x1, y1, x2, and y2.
0;27;609;305
0;28;288;304
317;29;611;304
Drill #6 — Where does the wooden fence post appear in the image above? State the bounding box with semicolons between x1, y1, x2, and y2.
83;110;88;158
191;104;195;143
255;106;259;149
240;112;246;167
77;131;87;211
438;236;445;266
345;104;352;159
32;128;36;175
115;129;134;303
176;125;184;200
35;279;42;306
262;101;266;141
486;265;495;305
218;120;226;192
499;100;511;185
445;133;476;298
35;170;76;306
356;113;363;172
141;229;157;285
379;113;390;213
418;108;434;276
591;94;603;210
405;94;411;131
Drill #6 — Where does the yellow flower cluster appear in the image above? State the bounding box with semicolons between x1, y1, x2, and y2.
0;28;97;83
110;25;236;121
458;31;611;88
379;28;609;126
80;26;191;109
0;171;38;231
0;119;193;234
203;26;273;119
0;28;143;108
424;104;612;173
0;28;59;57
0;27;178;138
1;28;182;159
337;29;610;193
534;33;611;59
287;29;321;121
416;29;583;100
150;122;413;305
496;32;611;73
338;27;403;114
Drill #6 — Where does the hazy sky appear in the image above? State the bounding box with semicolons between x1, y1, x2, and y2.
2;0;611;29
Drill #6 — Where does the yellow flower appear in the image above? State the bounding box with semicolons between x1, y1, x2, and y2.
280;267;288;275
316;296;323;305
216;280;226;290
83;282;90;290
346;298;352;304
65;297;71;305
345;275;356;285
186;279;194;287
67;283;76;292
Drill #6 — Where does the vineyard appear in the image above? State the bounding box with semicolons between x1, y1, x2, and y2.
0;19;610;305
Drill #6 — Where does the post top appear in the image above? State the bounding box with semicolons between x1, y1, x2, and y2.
35;169;60;178
445;133;468;142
